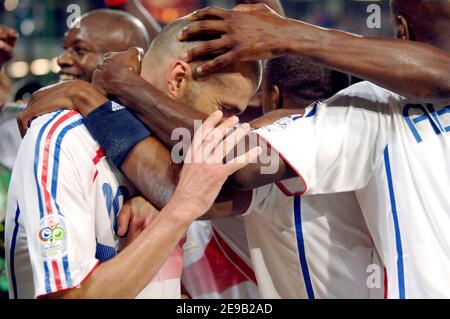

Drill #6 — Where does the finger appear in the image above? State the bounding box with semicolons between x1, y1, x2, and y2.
188;7;230;21
196;50;236;75
126;213;145;241
116;201;132;237
178;20;227;41
144;206;158;227
202;115;239;157
182;38;231;63
213;122;251;163
225;146;262;175
188;110;223;162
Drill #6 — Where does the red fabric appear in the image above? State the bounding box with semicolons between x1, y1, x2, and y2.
104;0;128;7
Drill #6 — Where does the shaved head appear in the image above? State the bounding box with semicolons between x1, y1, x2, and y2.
140;17;262;118
59;9;150;82
142;18;262;89
74;9;150;53
390;0;450;51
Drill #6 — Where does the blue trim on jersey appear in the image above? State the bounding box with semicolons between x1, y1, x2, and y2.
112;186;130;235
9;204;21;299
294;196;315;299
95;242;117;262
62;255;72;287
305;104;317;118
49;118;83;288
43;260;51;293
34;110;64;219
50;119;83;215
384;146;405;299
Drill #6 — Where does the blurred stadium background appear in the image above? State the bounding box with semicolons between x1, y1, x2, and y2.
0;0;392;299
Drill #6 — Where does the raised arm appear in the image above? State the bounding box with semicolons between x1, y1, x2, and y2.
178;5;450;100
49;111;258;298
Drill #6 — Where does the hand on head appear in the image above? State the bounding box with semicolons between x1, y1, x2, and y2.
171;110;261;220
92;47;144;96
177;4;287;75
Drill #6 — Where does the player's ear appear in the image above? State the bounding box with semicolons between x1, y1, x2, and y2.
270;85;282;110
394;15;410;40
166;60;193;99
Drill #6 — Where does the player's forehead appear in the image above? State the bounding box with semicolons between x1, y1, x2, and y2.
63;20;96;48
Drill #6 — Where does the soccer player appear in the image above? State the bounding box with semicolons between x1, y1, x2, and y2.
6;102;256;298
20;51;382;298
175;1;450;298
57;9;149;83
5;14;261;299
56;1;449;298
20;1;450;298
241;56;383;298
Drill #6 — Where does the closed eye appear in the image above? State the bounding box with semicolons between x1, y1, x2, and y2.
219;103;242;117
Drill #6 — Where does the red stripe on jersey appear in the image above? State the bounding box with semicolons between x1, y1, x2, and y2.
92;148;105;165
92;170;99;182
384;267;388;299
211;230;257;283
51;260;63;291
183;230;256;296
41;111;78;215
92;148;105;182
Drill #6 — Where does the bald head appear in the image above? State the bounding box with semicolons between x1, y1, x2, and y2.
76;9;150;53
140;17;262;117
390;0;450;51
142;18;262;89
59;9;150;82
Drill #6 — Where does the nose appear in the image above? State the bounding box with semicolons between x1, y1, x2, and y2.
57;49;74;68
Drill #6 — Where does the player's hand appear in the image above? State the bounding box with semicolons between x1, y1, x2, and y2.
17;80;107;137
177;4;289;75
0;25;18;67
116;196;158;248
92;47;144;97
170;110;262;221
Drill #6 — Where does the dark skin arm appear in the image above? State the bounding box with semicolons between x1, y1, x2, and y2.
87;50;297;190
112;0;161;41
18;80;256;218
178;4;450;100
120;136;253;218
236;0;285;16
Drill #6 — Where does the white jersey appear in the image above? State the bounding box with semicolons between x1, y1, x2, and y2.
5;110;183;299
256;81;450;298
244;180;383;299
182;218;259;299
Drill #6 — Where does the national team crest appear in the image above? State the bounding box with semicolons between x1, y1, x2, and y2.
38;215;68;259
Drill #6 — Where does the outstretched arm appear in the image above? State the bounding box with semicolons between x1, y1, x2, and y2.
236;0;285;16
178;5;450;100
